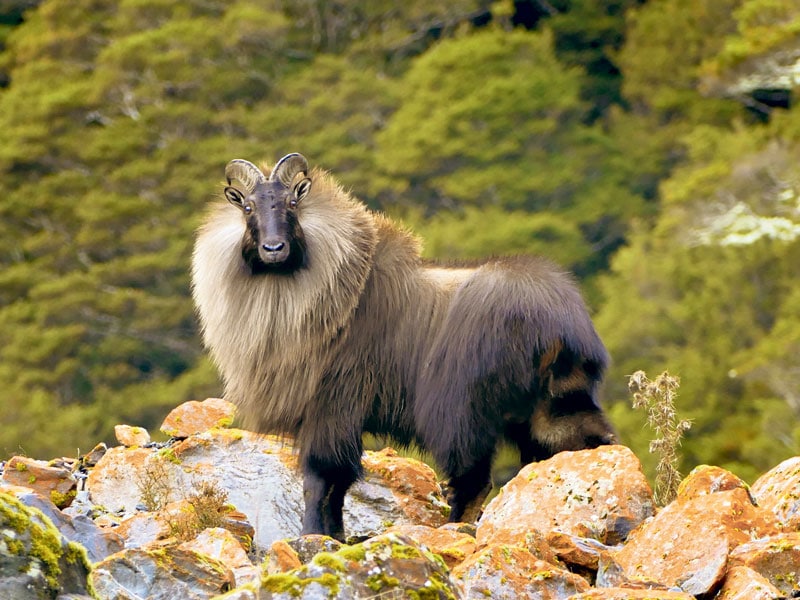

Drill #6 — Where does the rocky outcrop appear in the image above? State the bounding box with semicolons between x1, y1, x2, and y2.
3;398;800;599
0;492;94;599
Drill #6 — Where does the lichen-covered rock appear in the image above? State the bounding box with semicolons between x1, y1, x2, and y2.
613;487;778;595
180;527;258;587
477;445;654;547
675;464;751;500
750;455;800;530
385;523;478;568
6;488;123;563
0;492;94;600
2;456;77;508
546;530;615;572
716;565;784;600
728;532;800;596
357;448;450;530
451;543;589;599
568;589;695;599
90;546;234;600
264;534;345;575
87;429;449;551
160;398;237;438
114;424;151;447
258;533;459;599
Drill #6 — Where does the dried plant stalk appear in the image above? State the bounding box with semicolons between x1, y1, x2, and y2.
628;370;692;505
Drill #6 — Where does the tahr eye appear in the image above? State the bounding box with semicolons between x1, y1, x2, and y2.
244;203;253;215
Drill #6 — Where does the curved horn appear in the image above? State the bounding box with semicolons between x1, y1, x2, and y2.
269;153;308;187
225;159;267;193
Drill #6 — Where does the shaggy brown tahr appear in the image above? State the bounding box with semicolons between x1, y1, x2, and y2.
191;153;615;539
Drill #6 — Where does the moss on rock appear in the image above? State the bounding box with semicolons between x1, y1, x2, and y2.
0;492;94;598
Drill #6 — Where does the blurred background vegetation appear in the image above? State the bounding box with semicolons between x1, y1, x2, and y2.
1;0;799;484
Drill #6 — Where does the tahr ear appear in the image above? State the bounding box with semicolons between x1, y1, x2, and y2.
224;186;245;207
293;178;311;203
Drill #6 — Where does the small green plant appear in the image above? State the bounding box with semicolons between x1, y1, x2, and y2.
628;370;692;506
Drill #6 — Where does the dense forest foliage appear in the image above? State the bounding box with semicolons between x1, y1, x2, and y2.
1;0;799;483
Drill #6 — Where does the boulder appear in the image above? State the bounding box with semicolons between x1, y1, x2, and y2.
160;397;237;438
728;532;800;596
384;523;478;568
0;492;93;599
179;527;259;587
114;424;151;447
4;488;122;563
477;445;654;547
265;534;344;575
2;455;77;508
568;589;695;599
86;429;448;551
546;530;616;572
750;455;800;530
675;464;751;499
451;543;590;599
613;483;778;595
90;546;234;600
257;533;459;599
716;565;784;600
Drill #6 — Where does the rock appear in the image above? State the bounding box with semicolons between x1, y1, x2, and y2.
547;530;615;572
750;455;800;530
86;429;449;551
358;447;450;531
519;528;561;566
2;455;77;508
613;486;778;595
90;546;234;599
568;589;695;599
81;442;108;468
728;532;800;596
477;445;654;547
0;492;93;599
266;535;343;575
160;397;237;438
257;533;459;599
385;523;478;568
114;505;174;548
114;424;151;447
266;539;304;574
451;543;590;599
282;535;343;565
716;565;784;600
179;527;258;587
675;464;751;500
4;488;123;563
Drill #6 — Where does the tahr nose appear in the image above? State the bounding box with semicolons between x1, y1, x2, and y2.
262;242;285;252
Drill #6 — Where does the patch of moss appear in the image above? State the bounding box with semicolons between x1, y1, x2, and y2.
14;462;28;472
215;415;234;428
262;571;341;597
50;489;77;508
312;551;346;572
157;447;182;465
0;492;67;591
366;571;400;592
406;571;459;600
387;542;423;560
336;544;367;562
